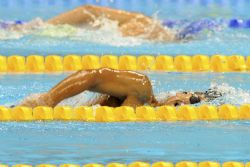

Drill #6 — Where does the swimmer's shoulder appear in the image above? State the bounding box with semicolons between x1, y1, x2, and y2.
96;67;114;74
96;68;147;78
96;67;127;74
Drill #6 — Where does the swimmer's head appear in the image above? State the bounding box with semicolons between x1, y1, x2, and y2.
179;89;222;105
165;92;205;106
189;94;201;104
179;92;203;105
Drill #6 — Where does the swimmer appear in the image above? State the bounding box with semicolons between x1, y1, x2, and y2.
19;68;221;108
5;5;176;41
47;5;177;41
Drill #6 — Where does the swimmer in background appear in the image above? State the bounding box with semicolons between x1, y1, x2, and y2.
19;68;221;108
5;5;176;41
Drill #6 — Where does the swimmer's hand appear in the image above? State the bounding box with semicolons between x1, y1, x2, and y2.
19;93;52;108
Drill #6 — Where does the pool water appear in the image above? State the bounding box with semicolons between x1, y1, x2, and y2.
1;72;250;165
1;0;250;55
1;121;250;165
1;0;250;165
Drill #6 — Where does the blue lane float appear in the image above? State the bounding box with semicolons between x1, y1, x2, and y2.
229;19;250;28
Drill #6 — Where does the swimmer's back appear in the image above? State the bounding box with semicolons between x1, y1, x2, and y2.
92;68;153;101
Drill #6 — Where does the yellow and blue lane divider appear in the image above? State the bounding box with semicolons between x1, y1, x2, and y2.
1;104;250;121
0;54;250;73
0;161;250;167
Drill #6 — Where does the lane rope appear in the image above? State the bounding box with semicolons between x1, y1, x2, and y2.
0;161;248;167
1;54;250;73
1;104;250;121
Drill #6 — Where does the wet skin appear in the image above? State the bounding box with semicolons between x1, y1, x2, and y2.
48;68;155;107
20;68;203;108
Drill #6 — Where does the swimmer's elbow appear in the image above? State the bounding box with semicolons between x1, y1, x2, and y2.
83;4;97;9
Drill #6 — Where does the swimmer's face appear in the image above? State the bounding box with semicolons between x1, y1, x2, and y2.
166;92;205;106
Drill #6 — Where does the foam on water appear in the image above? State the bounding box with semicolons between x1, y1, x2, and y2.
204;83;250;106
57;91;104;107
0;17;146;46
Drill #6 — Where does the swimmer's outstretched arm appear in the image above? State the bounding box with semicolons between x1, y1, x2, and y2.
19;70;98;107
46;70;98;107
20;68;154;108
47;5;144;26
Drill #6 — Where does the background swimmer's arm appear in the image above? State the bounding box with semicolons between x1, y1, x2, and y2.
47;5;176;41
47;5;141;26
48;5;94;25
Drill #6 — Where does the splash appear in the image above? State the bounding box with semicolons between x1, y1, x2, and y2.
69;16;146;46
57;91;104;107
200;83;250;106
0;18;45;40
0;28;23;40
0;17;145;46
155;82;250;107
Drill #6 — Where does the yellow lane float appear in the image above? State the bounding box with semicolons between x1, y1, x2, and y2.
1;104;250;122
1;161;250;167
1;54;250;73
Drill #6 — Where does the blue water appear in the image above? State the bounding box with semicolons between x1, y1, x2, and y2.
1;121;250;165
1;0;250;21
1;72;250;164
1;0;250;165
0;0;250;55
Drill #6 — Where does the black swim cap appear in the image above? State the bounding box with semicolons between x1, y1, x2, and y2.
10;105;15;108
204;88;222;101
189;95;201;104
